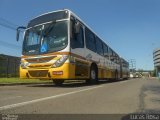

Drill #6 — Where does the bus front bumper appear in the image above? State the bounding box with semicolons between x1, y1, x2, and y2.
20;63;75;80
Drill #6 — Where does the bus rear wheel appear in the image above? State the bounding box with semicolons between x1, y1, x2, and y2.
53;80;64;86
89;65;98;84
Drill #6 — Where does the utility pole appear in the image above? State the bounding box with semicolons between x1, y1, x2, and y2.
128;59;136;72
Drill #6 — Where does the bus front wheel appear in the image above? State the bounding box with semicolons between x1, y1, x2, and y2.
53;80;64;86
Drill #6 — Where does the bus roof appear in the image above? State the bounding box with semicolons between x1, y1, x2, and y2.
29;9;123;59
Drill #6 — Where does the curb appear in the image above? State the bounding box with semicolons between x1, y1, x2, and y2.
0;82;52;86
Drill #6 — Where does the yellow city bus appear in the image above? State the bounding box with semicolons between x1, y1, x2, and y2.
16;9;129;85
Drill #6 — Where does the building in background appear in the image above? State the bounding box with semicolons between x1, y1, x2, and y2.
153;48;160;77
0;54;20;77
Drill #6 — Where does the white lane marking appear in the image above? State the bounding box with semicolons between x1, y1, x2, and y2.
0;96;22;101
0;85;103;111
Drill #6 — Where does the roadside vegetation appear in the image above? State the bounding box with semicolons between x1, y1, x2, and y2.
0;78;52;84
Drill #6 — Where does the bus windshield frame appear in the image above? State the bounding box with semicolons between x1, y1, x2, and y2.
22;20;68;55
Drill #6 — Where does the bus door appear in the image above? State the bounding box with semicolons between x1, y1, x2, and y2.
70;20;88;78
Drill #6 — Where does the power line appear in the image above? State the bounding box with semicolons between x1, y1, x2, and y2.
0;18;23;51
0;23;16;30
0;40;21;50
0;17;18;27
0;17;18;30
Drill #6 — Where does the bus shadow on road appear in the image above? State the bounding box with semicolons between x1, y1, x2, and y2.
28;78;133;88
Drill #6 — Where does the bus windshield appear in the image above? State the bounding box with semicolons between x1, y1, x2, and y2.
23;21;68;55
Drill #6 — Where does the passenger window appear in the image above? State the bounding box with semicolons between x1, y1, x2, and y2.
109;48;113;60
71;21;84;49
96;37;104;56
85;28;96;52
103;44;109;59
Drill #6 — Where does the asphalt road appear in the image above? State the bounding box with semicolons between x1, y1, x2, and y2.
0;78;160;119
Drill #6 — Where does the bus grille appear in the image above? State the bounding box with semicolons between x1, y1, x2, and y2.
28;64;52;68
28;70;48;77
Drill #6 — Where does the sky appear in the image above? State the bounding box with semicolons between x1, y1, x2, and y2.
0;0;160;70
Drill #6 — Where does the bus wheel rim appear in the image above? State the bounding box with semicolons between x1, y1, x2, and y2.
91;70;96;79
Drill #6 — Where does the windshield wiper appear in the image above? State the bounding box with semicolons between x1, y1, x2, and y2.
43;21;57;37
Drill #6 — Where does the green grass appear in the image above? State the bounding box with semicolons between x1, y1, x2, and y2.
0;78;52;84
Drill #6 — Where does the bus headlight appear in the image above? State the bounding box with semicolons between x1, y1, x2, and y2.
21;62;29;69
52;55;68;68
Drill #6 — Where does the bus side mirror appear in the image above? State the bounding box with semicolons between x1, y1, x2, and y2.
16;29;20;41
16;26;26;41
74;21;80;34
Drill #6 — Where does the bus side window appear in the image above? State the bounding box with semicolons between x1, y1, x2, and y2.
85;28;96;52
96;37;104;56
71;20;84;49
108;48;113;60
103;44;109;59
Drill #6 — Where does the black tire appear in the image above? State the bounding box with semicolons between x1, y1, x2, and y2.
89;65;98;84
85;79;90;84
124;77;129;80
53;80;64;86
